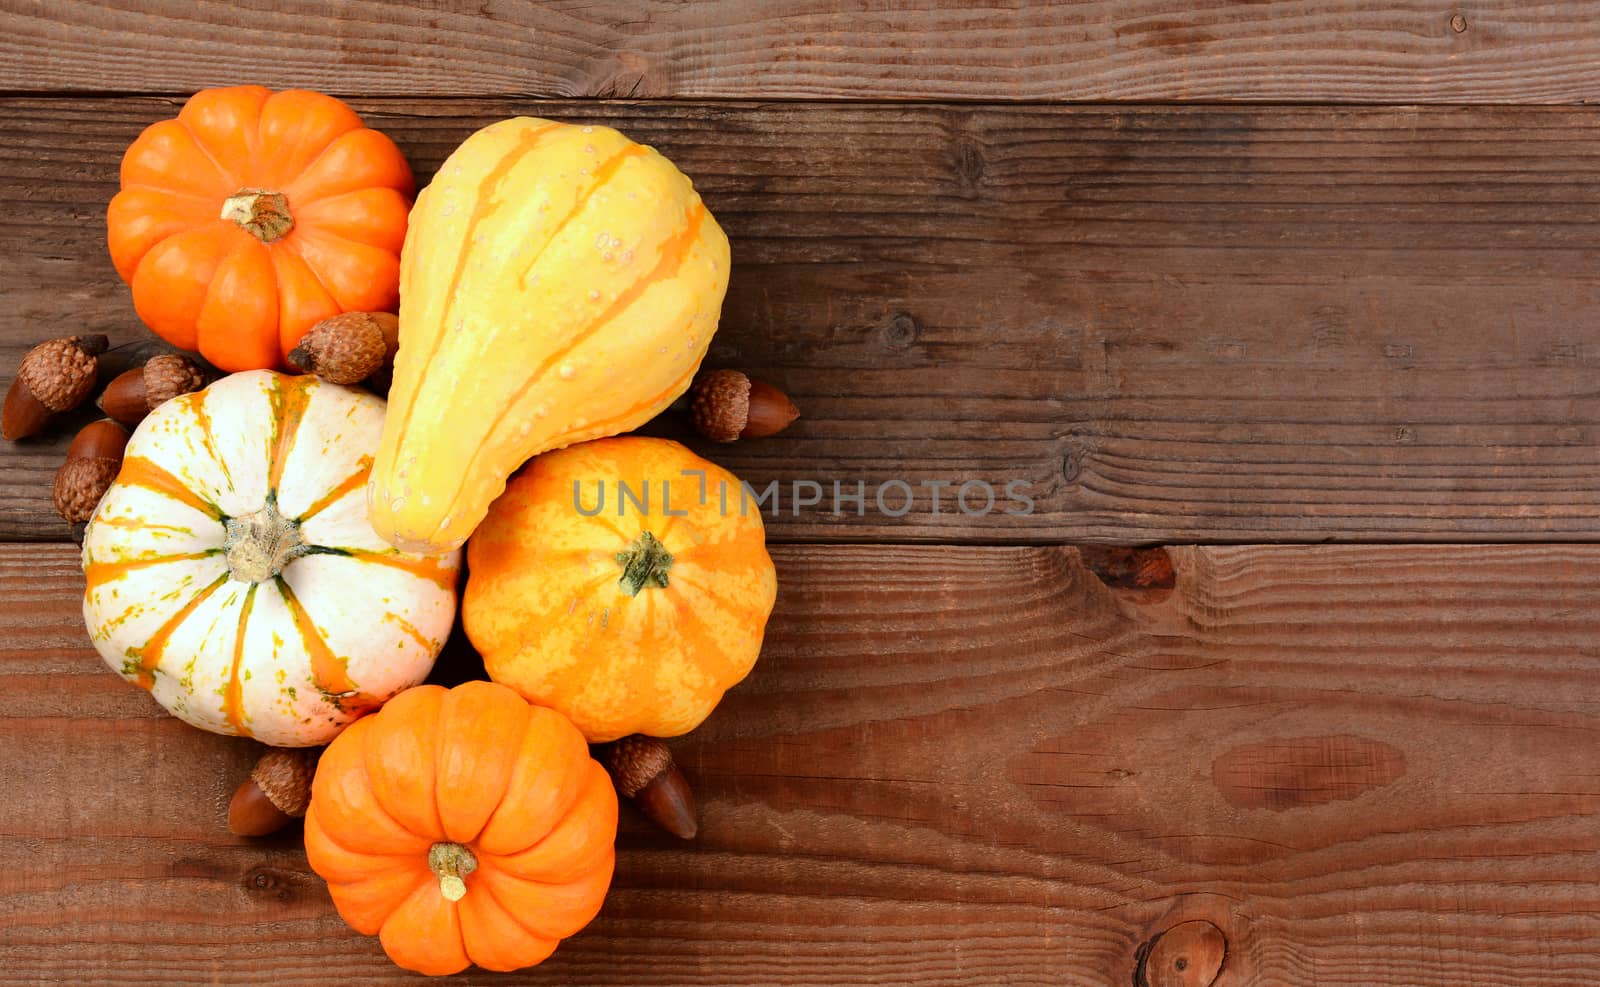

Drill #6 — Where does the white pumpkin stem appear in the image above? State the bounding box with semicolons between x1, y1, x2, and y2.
221;188;294;243
224;499;309;583
615;530;673;596
428;842;477;902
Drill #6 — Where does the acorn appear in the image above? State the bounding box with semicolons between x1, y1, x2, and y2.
97;354;206;427
688;369;799;443
228;747;319;837
601;735;699;840
52;419;129;523
287;312;394;385
3;334;108;440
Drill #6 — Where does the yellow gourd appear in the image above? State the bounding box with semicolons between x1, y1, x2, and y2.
369;118;730;553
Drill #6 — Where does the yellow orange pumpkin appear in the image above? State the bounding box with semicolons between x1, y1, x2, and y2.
463;437;776;742
369;117;730;553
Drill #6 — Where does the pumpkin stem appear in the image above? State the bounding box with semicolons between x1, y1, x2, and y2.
615;530;673;596
224;498;308;583
428;842;478;902
221;188;294;243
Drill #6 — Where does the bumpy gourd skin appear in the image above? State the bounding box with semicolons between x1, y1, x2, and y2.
463;437;777;742
369;117;730;553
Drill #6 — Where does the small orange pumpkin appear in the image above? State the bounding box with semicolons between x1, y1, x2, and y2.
464;436;778;742
108;86;414;372
303;681;617;976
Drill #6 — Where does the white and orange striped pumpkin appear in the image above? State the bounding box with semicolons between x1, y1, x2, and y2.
81;370;459;747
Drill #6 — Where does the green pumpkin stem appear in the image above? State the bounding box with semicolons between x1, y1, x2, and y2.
616;531;673;596
427;842;477;902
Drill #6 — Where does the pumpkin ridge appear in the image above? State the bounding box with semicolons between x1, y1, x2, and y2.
221;582;259;737
187;389;236;499
84;549;222;593
297;455;374;523
116;456;226;522
452;203;709;524
470;862;557;945
121;182;216;204
309;547;457;592
279;236;345;314
386;123;563;472
274;575;371;711
120;571;229;690
265;374;315;491
172;120;238;191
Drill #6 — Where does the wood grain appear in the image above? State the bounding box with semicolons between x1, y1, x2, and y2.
7;2;1600;103
6;97;1600;544
5;541;1600;984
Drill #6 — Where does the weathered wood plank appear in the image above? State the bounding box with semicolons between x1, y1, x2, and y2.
5;98;1600;544
6;2;1600;104
5;541;1600;984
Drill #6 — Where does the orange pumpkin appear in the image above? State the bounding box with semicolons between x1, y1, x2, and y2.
464;436;778;742
303;681;616;976
108;86;414;372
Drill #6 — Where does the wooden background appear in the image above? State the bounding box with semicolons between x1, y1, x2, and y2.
4;2;1600;984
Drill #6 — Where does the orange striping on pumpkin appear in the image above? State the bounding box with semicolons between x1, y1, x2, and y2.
84;549;221;593
389;123;562;462
298;455;373;521
267;375;315;490
384;611;435;652
116;456;226;521
187;388;234;493
276;576;359;697
458;203;708;499
516;144;645;286
338;550;457;592
530;202;706;389
221;582;259;736
126;572;229;690
558;362;697;449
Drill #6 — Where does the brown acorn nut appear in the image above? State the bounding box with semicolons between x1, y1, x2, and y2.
52;419;129;523
228;747;319;837
97;354;206;427
689;369;800;443
3;334;109;440
602;735;698;840
287;312;394;385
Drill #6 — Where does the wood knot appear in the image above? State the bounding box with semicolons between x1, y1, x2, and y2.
879;312;922;351
1135;920;1226;987
1080;546;1175;603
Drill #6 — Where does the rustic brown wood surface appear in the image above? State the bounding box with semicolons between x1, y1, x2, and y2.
6;97;1600;544
6;1;1600;104
6;4;1600;984
7;542;1600;985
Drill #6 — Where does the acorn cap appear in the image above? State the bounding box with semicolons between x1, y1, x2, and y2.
603;735;674;797
251;747;318;817
53;456;120;523
142;354;206;408
690;369;751;442
288;313;390;385
20;335;107;411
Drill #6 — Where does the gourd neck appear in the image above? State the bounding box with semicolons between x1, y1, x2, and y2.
616;530;673;596
224;499;308;583
221;188;294;243
428;842;477;902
